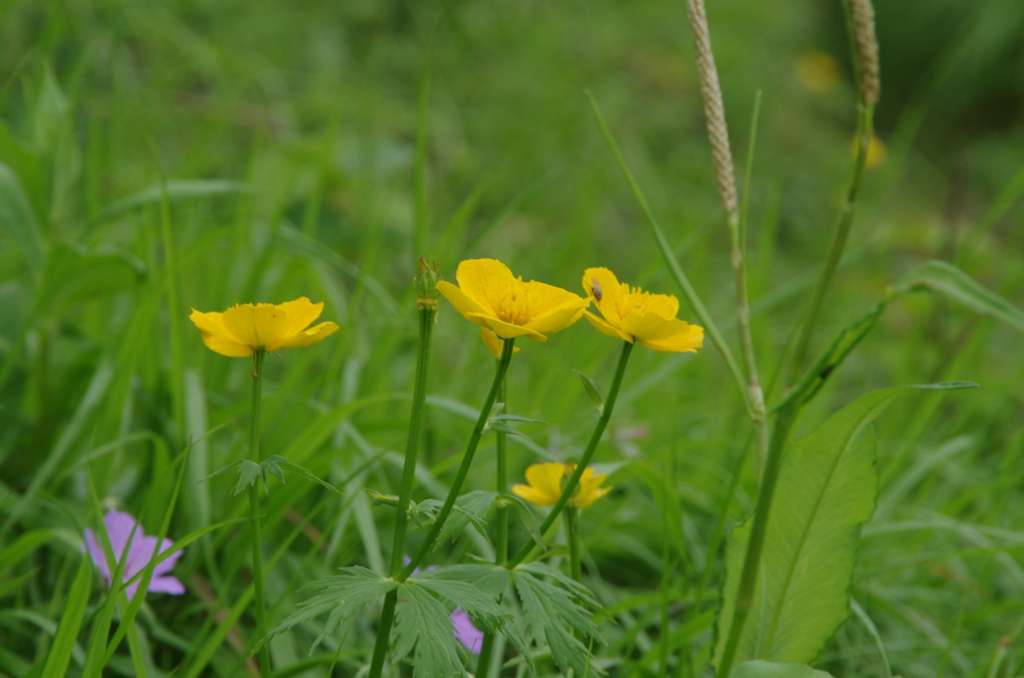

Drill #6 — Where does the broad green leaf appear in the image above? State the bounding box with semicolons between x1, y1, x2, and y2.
393;581;468;678
436;491;498;547
731;660;834;678
262;566;397;652
40;554;92;678
512;565;598;676
895;259;1024;331
715;384;975;666
0;160;45;273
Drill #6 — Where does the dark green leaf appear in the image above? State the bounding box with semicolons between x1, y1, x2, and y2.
0;160;45;273
262;566;397;653
512;566;599;676
413;564;512;597
393;582;468;678
409;575;506;630
505;494;546;551
261;456;286;485
233;460;262;496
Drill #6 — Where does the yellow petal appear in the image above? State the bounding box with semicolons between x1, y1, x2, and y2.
582;267;627;324
584;311;633;342
639;323;704;353
276;322;340;350
522;463;567;505
278;297;323;336
222;303;292;349
511;484;557;507
521;284;589;335
468;314;547;342
190;310;254;357
576;468;610;509
480;328;520;359
200;333;256;357
455;259;515;310
577;485;612;509
620;312;679;343
437;280;491;325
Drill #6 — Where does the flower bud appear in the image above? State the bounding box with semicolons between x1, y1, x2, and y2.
414;258;442;308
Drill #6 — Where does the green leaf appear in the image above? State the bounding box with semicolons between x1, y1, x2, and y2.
233;460;262;495
504;494;546;551
435;491;498;548
0;530;55;573
715;384;975;667
261;456;286;485
895;259;1024;331
34;244;142;320
92;179;254;224
393;581;468;678
0;160;45;273
275;457;344;495
731;661;835;678
409;573;506;629
412;564;512;598
512;565;599;676
40;554;92;678
573;369;605;412
262;566;397;653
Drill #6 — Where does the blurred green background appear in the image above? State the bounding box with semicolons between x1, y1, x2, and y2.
2;0;1024;676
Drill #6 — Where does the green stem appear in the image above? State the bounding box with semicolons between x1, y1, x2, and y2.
476;370;508;678
388;306;437;577
368;304;436;678
715;411;794;678
402;337;515;579
247;349;270;677
565;507;581;582
508;340;633;569
788;103;874;381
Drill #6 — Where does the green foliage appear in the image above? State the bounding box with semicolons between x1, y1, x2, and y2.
715;384;975;667
572;369;605;413
513;563;601;676
265;567;398;652
894;259;1024;331
393;582;470;678
40;554;91;678
435;490;499;547
731;660;835;678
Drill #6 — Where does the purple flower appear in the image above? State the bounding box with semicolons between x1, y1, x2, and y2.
451;607;484;654
404;558;485;654
84;510;184;598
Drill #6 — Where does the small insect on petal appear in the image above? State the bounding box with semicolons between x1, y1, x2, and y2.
592;278;603;302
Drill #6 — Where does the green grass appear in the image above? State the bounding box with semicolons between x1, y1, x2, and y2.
2;0;1024;676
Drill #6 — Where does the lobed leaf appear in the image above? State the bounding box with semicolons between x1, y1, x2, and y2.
436;491;498;547
731;661;835;678
512;566;599;676
393;582;468;678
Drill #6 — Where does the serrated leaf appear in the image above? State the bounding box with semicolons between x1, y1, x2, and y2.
895;259;1024;331
518;562;601;608
715;385;973;667
413;564;513;597
436;491;498;548
393;582;468;678
573;369;605;412
233;460;262;495
512;567;599;676
261;566;396;653
731;661;835;678
409;574;506;630
261;456;286;485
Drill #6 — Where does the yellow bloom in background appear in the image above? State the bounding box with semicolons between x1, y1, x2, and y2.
512;463;611;510
189;297;339;357
851;133;887;168
582;268;704;354
793;49;840;95
480;328;521;359
436;259;588;342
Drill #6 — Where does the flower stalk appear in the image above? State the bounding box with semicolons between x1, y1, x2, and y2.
508;340;633;568
247;349;271;677
367;263;441;678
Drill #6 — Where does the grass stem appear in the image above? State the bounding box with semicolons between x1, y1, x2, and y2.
247;349;270;677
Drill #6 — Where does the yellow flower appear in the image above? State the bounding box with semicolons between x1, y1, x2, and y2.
436;259;589;342
793;50;840;95
512;463;611;510
581;268;704;353
480;328;521;359
189;297;339;357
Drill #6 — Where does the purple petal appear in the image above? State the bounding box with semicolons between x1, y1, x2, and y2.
83;529;112;584
451;608;484;654
103;510;141;560
152;540;182;577
147;575;186;595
